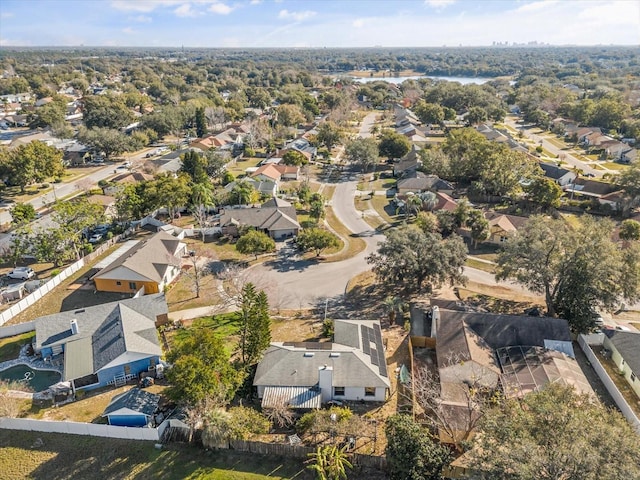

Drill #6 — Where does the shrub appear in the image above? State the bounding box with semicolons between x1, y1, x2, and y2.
50;268;61;277
106;231;113;240
322;319;334;339
53;177;62;183
227;406;270;439
40;183;50;189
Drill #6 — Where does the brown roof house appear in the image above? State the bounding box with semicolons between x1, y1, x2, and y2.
91;231;186;295
483;211;528;245
218;197;300;241
410;305;592;445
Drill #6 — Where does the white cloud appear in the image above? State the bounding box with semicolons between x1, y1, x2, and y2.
209;2;233;15
250;0;262;4
352;18;365;28
130;15;153;23
122;27;136;34
514;0;559;13
174;3;199;17
278;9;316;22
0;12;15;19
110;0;182;12
424;0;455;9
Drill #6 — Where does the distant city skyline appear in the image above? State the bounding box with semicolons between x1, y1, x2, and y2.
0;0;638;48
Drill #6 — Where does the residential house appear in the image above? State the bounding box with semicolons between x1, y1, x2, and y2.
563;178;618;200
411;305;592;444
598;191;624;211
87;194;117;219
225;176;277;198
393;146;422;177
539;163;577;186
286;137;317;161
102;171;154;196
251;163;299;183
397;171;454;195
91;231;186;294
603;329;640;398
218;197;300;240
102;388;160;427
434;192;458;212
576;127;602;144
254;319;390;409
484;211;528;244
33;294;167;392
620;148;638;164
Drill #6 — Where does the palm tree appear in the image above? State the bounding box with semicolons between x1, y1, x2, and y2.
307;445;353;480
405;193;423;218
382;296;406;325
418;191;438;211
570;166;584;201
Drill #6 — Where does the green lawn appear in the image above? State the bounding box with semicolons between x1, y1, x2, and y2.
0;430;309;480
0;332;35;363
465;258;496;274
601;162;629;171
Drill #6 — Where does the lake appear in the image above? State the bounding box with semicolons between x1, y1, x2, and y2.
350;75;494;85
0;364;61;392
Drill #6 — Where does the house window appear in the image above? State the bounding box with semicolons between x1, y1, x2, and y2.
333;386;345;397
124;365;131;375
631;372;637;382
116;281;122;286
500;236;508;243
364;387;376;397
149;358;157;368
129;282;137;290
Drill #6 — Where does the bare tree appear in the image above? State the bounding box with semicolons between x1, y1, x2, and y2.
184;389;228;443
216;263;276;311
264;398;295;429
181;252;211;299
0;380;31;418
409;353;498;451
205;106;226;132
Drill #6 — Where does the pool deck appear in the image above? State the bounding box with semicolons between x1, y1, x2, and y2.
0;345;64;397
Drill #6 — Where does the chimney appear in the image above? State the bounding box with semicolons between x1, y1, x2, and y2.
70;319;79;335
430;306;439;338
318;365;333;403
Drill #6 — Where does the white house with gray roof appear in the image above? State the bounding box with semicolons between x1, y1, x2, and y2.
254;319;390;409
33;294;167;392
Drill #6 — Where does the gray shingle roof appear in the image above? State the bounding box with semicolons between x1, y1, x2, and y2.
102;388;160;417
397;171;453;192
91;231;184;284
604;330;640;376
219;199;299;233
540;163;572;180
254;319;390;390
35;294;166;381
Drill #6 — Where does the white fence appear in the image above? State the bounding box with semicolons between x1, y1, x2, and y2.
0;320;36;339
0;417;164;441
578;334;640;433
0;234;123;328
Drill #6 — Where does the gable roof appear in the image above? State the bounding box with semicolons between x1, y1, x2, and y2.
102;388;160;417
34;294;166;381
252;164;282;181
484;211;528;232
540;162;573;180
604;330;640;376
397;171;453;192
91;231;184;284
254;319;390;390
219;198;299;232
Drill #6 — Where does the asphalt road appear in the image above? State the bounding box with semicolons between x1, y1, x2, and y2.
504;117;609;178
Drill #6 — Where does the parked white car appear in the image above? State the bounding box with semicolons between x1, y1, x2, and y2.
7;267;35;280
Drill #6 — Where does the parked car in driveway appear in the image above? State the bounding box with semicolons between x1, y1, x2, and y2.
7;267;35;280
88;233;103;244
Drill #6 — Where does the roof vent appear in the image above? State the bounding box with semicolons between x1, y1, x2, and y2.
303;352;315;358
329;353;341;358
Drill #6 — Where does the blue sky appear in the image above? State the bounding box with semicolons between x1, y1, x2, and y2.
0;0;638;47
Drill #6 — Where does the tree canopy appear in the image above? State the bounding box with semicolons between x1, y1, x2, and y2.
496;215;640;332
367;227;467;293
468;384;640;480
296;228;340;257
345;137;378;172
378;130;411;159
236;229;276;259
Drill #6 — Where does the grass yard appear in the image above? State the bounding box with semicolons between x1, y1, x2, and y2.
593;349;640;419
0;430;310;480
6;244;124;326
465;258;496;274
0;331;35;362
223;157;263;177
322;206;366;262
369;195;398;225
456;288;543;315
27;384;167;423
357;178;396;192
600;161;629;171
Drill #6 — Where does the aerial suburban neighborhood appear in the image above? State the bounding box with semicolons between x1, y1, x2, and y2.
0;1;639;479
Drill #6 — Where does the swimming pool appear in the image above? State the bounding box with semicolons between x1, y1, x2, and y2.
0;364;61;392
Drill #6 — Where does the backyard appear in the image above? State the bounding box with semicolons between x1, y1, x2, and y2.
0;430;311;480
0;331;35;363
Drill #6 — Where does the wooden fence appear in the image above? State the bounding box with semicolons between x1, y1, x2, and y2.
227;439;386;470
